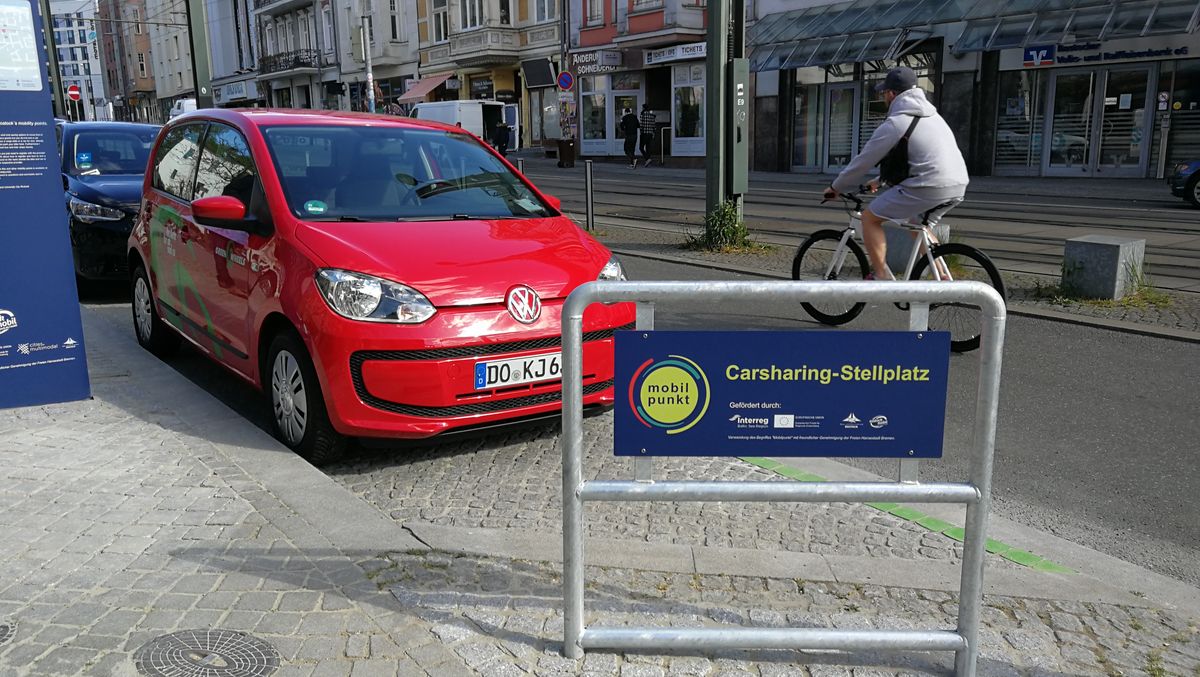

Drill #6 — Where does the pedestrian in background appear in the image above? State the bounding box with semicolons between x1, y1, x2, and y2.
639;103;657;167
620;108;640;168
491;122;510;157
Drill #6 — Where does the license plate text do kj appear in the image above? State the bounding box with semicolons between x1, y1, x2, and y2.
475;352;562;390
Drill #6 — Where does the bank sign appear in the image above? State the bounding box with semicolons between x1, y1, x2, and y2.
614;331;950;458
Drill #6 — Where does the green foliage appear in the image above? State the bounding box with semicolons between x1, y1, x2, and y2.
687;200;754;251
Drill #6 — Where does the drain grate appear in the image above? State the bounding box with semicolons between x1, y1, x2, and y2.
134;629;279;677
0;621;15;647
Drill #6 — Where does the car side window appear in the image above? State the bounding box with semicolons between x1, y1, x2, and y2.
151;123;205;200
193;123;257;206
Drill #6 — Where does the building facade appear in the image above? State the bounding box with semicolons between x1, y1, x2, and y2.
50;0;110;120
207;0;264;108
748;0;1200;179
335;0;419;111
252;0;341;108
145;0;194;115
406;0;563;149
97;0;158;121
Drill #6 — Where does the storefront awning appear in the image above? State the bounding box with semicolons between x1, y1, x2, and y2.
749;0;1200;70
397;73;453;103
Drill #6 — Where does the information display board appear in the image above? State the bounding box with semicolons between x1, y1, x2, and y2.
0;0;91;408
615;330;950;458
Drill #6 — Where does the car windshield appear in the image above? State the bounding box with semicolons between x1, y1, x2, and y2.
262;125;552;221
69;128;157;175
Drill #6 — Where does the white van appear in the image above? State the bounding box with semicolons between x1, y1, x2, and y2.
410;100;504;139
168;98;197;119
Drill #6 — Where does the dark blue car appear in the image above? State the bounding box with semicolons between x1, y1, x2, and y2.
1167;160;1200;208
59;121;159;281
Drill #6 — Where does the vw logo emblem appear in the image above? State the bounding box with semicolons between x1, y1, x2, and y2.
506;285;542;324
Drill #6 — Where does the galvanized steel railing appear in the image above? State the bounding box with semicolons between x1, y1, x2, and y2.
560;280;1007;677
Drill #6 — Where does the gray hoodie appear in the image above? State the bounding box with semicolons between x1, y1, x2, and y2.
831;88;969;195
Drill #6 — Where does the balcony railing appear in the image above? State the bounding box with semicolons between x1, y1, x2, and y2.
258;49;322;74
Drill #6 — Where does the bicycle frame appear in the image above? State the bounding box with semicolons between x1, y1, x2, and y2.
827;210;949;281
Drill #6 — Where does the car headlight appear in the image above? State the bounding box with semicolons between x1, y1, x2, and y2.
1172;163;1190;176
599;256;626;281
315;269;436;323
69;195;125;222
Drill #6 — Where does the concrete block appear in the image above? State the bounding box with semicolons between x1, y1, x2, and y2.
883;223;949;277
1061;235;1146;300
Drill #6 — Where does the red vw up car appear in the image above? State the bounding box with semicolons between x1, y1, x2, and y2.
128;109;633;463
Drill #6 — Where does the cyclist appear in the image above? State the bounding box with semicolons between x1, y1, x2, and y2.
822;67;969;280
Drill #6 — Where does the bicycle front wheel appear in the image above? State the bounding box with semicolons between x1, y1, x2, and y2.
792;229;868;326
908;243;1006;353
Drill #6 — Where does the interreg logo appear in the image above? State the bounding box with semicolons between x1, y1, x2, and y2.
0;309;17;335
628;355;710;435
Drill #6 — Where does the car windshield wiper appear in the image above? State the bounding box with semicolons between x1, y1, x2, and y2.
413;172;506;199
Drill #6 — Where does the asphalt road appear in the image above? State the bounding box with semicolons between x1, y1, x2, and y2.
519;159;1200;292
80;254;1200;585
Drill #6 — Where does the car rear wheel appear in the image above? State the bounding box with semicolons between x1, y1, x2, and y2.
266;331;347;465
1187;175;1200;208
131;263;180;357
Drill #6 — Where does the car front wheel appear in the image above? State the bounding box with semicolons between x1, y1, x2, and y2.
1187;175;1200;208
266;331;347;465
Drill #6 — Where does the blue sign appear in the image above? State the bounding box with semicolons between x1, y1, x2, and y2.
557;71;575;90
0;0;91;408
615;331;950;458
1023;45;1056;67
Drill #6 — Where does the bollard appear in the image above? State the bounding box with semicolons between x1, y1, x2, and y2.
585;160;595;232
517;158;524;174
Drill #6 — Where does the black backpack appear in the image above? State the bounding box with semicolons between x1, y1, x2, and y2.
878;115;920;186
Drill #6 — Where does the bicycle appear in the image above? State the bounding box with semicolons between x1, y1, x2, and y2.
791;189;1006;353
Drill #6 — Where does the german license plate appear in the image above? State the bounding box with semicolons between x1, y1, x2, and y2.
474;352;562;390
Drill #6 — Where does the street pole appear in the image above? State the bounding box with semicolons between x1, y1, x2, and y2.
362;17;375;113
183;0;214;108
704;0;729;219
39;0;65;117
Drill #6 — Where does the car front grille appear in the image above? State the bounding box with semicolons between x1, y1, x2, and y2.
348;323;631;418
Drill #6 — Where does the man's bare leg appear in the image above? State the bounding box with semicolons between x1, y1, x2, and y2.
860;207;894;279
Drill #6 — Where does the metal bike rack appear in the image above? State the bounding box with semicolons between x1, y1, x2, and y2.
561;280;1007;677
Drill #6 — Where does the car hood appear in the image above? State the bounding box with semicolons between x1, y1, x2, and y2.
295;217;613;307
66;174;144;211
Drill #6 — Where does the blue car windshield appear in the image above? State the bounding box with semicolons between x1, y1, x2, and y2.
69;129;157;175
261;125;552;221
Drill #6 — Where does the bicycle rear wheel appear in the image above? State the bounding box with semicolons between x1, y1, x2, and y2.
908;243;1006;353
792;229;868;326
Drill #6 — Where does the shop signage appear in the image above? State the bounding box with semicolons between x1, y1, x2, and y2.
1007;35;1195;70
644;42;706;66
614;330;950;458
0;0;91;408
215;81;249;103
570;50;622;75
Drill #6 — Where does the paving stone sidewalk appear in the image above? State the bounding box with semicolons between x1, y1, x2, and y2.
584;224;1200;335
0;344;475;675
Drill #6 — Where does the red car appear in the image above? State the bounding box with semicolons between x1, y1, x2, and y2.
128;109;632;463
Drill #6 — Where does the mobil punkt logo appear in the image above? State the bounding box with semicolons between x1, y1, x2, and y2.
628;355;710;434
0;309;16;336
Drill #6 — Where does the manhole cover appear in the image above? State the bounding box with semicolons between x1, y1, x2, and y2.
134;629;279;677
0;621;15;646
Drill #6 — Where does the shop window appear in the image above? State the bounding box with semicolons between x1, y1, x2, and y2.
994;69;1046;174
673;64;705;155
1169;60;1200;164
792;82;822;168
582;94;607;140
612;72;641;91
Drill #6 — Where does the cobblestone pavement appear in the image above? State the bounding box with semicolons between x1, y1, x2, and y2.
376;550;1200;677
328;416;1029;569
0;350;475;675
588;224;1200;335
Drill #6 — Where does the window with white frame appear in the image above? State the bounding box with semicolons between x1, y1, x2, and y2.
284;17;294;51
137;52;146;77
389;0;401;40
586;0;601;24
298;13;309;49
633;0;662;9
264;22;275;54
322;7;333;51
432;0;448;42
535;0;555;22
460;0;482;29
134;8;141;34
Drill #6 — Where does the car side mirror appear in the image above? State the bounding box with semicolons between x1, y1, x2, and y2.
193;195;273;237
544;194;562;211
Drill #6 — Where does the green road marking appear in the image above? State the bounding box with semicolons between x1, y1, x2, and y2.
739;457;1075;574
